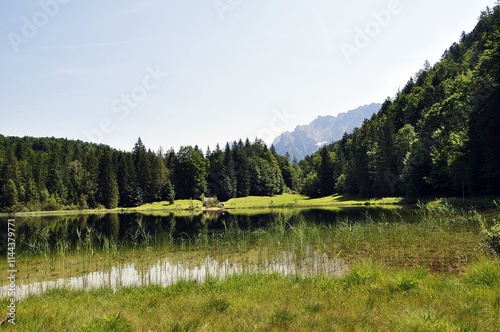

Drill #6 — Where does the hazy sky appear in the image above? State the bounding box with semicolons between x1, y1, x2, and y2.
0;0;495;152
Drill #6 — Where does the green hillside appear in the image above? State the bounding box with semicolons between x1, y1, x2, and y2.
299;7;500;201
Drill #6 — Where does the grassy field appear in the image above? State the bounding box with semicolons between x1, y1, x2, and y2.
122;194;402;212
3;259;500;331
223;194;402;209
123;194;403;218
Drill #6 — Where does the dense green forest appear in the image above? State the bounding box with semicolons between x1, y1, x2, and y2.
0;136;301;211
300;6;500;201
1;6;499;212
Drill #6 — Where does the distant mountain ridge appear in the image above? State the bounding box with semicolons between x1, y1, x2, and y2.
272;103;382;160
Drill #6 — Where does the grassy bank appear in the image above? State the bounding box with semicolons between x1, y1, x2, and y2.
223;194;402;209
426;197;500;210
3;194;500;218
0;194;403;217
104;194;403;215
88;194;403;212
3;259;500;331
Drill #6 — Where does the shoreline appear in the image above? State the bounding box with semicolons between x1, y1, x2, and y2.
1;194;497;218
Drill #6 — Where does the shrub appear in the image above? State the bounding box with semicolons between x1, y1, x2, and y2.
484;222;500;255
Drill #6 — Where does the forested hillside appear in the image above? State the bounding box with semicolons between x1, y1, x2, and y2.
1;6;499;212
299;6;500;200
0;136;301;212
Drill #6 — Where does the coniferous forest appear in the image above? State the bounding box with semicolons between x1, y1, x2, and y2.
1;6;500;212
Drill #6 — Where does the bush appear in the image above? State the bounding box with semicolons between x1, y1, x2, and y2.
203;196;220;208
42;195;61;211
484;222;500;255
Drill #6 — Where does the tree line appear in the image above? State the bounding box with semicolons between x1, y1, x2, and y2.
1;6;499;211
0;136;303;212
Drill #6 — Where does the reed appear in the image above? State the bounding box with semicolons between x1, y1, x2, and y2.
1;206;495;300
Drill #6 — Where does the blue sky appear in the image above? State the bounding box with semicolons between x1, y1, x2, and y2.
0;0;495;152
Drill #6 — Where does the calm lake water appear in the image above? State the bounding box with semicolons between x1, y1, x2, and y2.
1;207;422;299
1;207;415;254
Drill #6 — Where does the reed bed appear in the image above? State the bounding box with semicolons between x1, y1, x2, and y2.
1;205;494;298
1;205;499;330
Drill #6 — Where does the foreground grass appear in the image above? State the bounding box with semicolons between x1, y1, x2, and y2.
3;259;500;331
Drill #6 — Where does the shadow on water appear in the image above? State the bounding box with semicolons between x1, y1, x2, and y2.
0;207;416;254
1;208;378;299
1;205;488;299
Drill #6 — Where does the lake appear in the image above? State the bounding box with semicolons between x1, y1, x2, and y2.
0;206;484;300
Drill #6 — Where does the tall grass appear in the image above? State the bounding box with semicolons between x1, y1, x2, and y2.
1;205;494;299
6;259;500;331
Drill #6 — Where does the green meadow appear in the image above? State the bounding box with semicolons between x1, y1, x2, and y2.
135;193;403;211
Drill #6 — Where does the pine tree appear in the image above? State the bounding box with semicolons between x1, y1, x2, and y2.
97;150;119;209
220;143;237;201
1;179;18;209
233;141;250;197
317;147;335;196
173;146;207;199
132;138;152;201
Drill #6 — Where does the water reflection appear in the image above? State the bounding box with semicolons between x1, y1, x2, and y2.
0;207;406;299
1;207;411;255
1;248;346;300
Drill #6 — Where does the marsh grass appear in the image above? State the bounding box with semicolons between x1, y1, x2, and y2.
203;297;230;314
1;204;499;330
3;259;499;331
0;205;490;289
75;314;133;332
